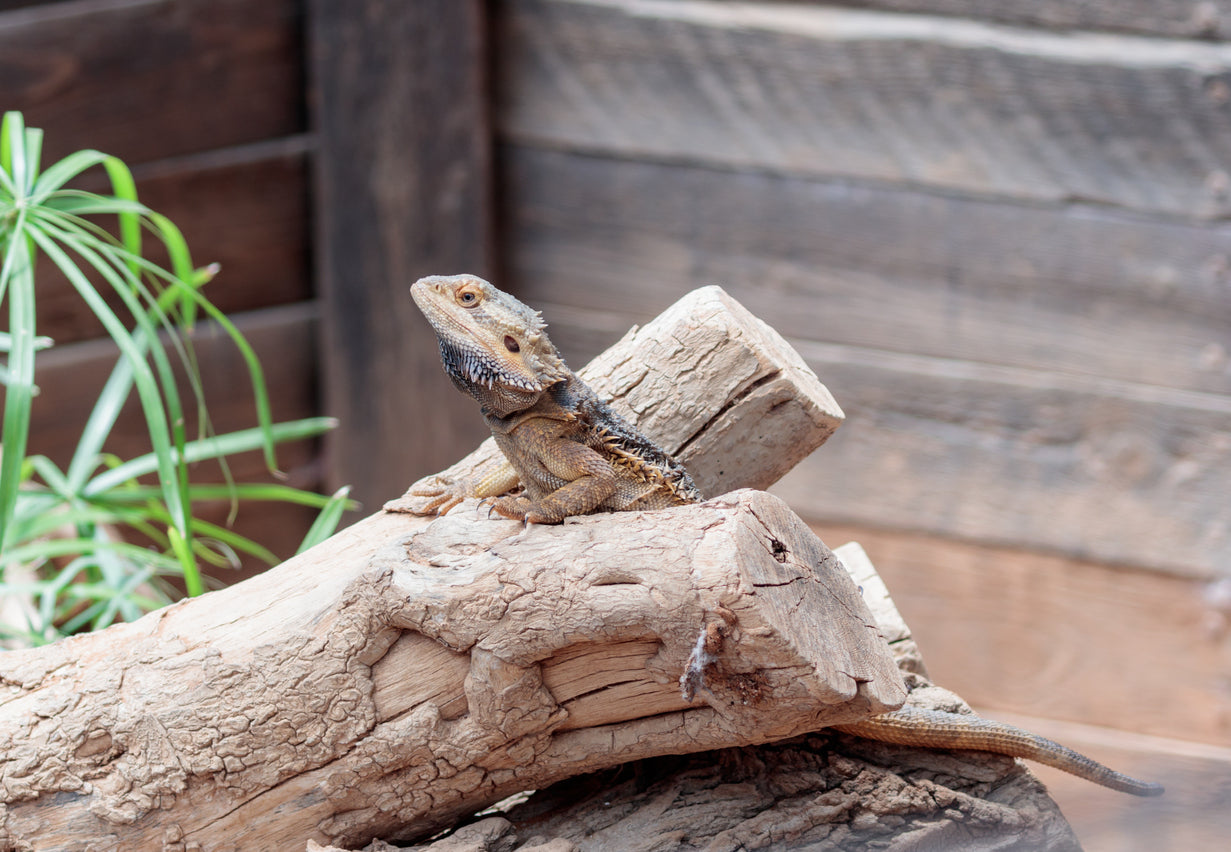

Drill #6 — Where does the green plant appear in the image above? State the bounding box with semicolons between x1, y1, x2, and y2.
0;111;350;648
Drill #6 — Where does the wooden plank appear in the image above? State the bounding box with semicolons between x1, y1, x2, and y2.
0;0;304;165
819;0;1231;40
533;303;1231;578
773;343;1231;578
497;0;1231;217
816;524;1230;745
30;302;320;472
37;139;313;346
308;0;495;508
502;146;1231;397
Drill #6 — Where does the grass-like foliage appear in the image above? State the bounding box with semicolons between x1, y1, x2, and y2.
0;111;350;648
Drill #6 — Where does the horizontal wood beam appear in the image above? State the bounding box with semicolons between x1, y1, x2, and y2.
819;0;1231;40
0;0;305;165
502;145;1231;397
497;0;1231;218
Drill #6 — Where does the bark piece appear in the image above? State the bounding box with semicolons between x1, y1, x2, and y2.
0;492;902;851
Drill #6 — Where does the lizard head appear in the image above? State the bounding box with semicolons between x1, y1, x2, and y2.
411;274;570;415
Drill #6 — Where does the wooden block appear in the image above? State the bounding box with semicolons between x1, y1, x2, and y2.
497;0;1231;217
0;489;905;850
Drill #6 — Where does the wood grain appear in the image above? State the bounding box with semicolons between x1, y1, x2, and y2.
0;0;304;165
819;0;1231;40
815;522;1231;747
502;145;1231;397
496;0;1231;217
309;0;495;508
36;140;312;346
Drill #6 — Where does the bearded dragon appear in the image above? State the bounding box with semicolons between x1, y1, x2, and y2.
407;273;1163;798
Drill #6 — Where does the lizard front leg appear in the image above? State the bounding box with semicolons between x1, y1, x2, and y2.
491;440;618;524
408;460;522;515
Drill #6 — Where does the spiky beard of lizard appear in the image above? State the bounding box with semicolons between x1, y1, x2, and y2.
438;337;547;415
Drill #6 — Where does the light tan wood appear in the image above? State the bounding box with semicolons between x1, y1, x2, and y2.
306;541;1086;852
0;289;856;851
0;493;903;851
810;522;1231;747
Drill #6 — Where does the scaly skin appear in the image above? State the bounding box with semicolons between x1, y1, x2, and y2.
837;707;1163;796
409;274;699;523
409;273;1164;797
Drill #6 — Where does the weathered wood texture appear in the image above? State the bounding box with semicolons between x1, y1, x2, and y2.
819;0;1231;40
312;543;1084;852
0;0;304;165
504;146;1231;397
497;0;1231;218
309;0;495;509
0;296;893;851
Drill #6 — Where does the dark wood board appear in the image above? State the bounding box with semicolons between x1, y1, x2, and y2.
30;303;320;475
502;145;1231;397
0;0;304;165
535;302;1230;578
496;0;1231;218
34;141;312;346
818;0;1231;40
308;0;494;508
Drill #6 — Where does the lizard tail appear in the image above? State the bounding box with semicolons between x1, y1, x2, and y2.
835;706;1164;797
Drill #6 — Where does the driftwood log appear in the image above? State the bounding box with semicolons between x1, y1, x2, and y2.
1;288;1080;851
2;288;868;850
308;544;1081;852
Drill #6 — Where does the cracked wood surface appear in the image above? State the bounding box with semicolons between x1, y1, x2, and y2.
308;546;1083;852
0;288;853;851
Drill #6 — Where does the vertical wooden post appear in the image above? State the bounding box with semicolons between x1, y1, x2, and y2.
308;0;494;508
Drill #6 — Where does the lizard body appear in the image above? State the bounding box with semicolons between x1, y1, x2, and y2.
410;274;699;523
408;273;1162;798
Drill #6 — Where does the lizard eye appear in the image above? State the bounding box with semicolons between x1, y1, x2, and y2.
456;287;481;307
504;335;520;353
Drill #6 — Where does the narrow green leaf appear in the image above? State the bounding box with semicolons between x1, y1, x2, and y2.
167;526;202;597
27;230;189;536
297;487;352;554
0;223;36;555
84;418;337;497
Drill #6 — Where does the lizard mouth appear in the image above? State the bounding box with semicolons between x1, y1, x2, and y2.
438;337;543;392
